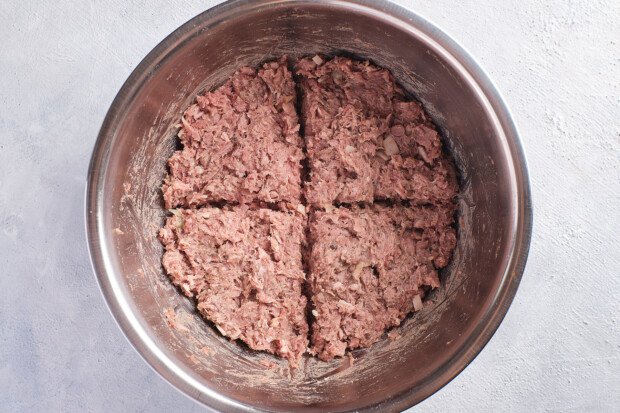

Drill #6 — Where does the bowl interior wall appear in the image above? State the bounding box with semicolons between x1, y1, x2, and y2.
98;3;516;411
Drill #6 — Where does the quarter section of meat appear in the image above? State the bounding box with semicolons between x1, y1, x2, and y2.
163;56;303;208
158;207;309;365
296;56;458;207
307;205;456;360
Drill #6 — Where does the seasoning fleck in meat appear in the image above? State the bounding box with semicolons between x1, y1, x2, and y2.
158;207;309;366
163;57;303;208
296;56;458;206
308;205;456;360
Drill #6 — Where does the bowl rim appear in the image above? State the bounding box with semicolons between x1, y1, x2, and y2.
85;0;533;411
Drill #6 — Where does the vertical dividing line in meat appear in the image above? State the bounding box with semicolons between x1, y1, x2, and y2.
292;58;317;355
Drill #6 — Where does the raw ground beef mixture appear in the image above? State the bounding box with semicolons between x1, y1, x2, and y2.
159;55;459;365
159;207;308;363
296;56;458;207
163;56;303;209
308;205;456;360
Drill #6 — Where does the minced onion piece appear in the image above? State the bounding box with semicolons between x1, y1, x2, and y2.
383;136;400;155
376;149;390;161
418;147;431;163
413;295;423;311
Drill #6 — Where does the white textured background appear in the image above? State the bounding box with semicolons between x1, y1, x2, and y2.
1;0;618;411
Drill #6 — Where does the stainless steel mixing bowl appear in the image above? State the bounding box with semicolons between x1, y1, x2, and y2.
86;0;532;411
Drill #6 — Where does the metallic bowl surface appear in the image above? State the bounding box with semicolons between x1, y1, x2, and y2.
86;1;532;411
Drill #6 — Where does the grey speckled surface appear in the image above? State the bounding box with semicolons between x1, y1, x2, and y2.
1;0;618;412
